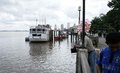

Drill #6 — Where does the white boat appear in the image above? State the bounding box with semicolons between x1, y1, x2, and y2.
29;24;53;42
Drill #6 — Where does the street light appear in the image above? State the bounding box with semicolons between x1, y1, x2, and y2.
78;6;81;25
82;0;86;48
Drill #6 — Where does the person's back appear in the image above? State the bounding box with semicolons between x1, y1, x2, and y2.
84;36;95;52
80;32;96;73
97;32;120;73
97;47;120;73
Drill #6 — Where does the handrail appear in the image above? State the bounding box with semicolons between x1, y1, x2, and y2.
76;49;101;73
76;49;91;73
76;49;82;73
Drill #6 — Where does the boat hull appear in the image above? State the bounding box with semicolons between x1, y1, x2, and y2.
29;37;49;42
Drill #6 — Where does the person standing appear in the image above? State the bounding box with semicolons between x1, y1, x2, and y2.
97;32;120;73
81;32;96;73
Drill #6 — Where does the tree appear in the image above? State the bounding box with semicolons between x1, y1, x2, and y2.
90;14;108;33
107;0;120;31
108;0;120;10
90;17;101;33
90;0;120;33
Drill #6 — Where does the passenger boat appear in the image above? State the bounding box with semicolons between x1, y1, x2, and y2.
28;24;53;42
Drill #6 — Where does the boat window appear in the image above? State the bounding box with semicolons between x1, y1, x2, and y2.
30;29;32;33
38;34;41;36
32;29;36;31
32;34;37;36
43;29;45;31
37;29;41;31
43;29;46;33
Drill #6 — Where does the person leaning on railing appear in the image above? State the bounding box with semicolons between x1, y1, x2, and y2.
97;32;120;73
75;32;96;73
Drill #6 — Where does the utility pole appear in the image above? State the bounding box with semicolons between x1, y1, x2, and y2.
82;0;86;48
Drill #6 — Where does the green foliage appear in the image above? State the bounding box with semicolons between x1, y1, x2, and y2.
108;0;120;9
90;0;120;33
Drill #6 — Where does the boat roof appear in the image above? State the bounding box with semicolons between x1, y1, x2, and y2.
30;24;51;29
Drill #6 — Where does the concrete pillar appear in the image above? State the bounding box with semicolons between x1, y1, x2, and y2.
76;49;91;73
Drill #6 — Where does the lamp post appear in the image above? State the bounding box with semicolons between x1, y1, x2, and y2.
82;0;86;48
78;6;81;25
77;6;81;44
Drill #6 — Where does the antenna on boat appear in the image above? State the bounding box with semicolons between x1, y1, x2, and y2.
41;17;44;25
36;19;38;25
38;15;41;25
44;17;46;25
40;17;46;25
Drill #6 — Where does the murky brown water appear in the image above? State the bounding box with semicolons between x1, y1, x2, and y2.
0;32;76;73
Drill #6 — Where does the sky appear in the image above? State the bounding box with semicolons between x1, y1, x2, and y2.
0;0;111;30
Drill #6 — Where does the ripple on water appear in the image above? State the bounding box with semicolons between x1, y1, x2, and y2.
0;32;76;73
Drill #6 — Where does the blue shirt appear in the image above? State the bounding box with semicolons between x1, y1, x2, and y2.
97;47;120;73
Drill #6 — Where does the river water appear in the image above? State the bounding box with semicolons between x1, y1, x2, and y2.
0;32;76;73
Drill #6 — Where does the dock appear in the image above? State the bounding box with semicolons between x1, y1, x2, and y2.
53;30;68;41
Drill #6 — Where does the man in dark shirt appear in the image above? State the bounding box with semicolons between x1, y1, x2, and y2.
97;32;120;73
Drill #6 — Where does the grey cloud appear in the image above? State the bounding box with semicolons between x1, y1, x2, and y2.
0;0;111;30
0;0;61;25
64;7;78;19
0;0;12;6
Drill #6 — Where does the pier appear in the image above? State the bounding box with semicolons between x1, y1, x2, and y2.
53;30;68;41
53;24;69;41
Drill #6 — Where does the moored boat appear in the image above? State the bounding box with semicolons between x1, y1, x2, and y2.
28;24;53;42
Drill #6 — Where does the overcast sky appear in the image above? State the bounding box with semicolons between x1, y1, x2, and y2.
0;0;111;30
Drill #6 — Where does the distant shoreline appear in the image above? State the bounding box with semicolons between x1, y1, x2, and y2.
0;30;29;32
